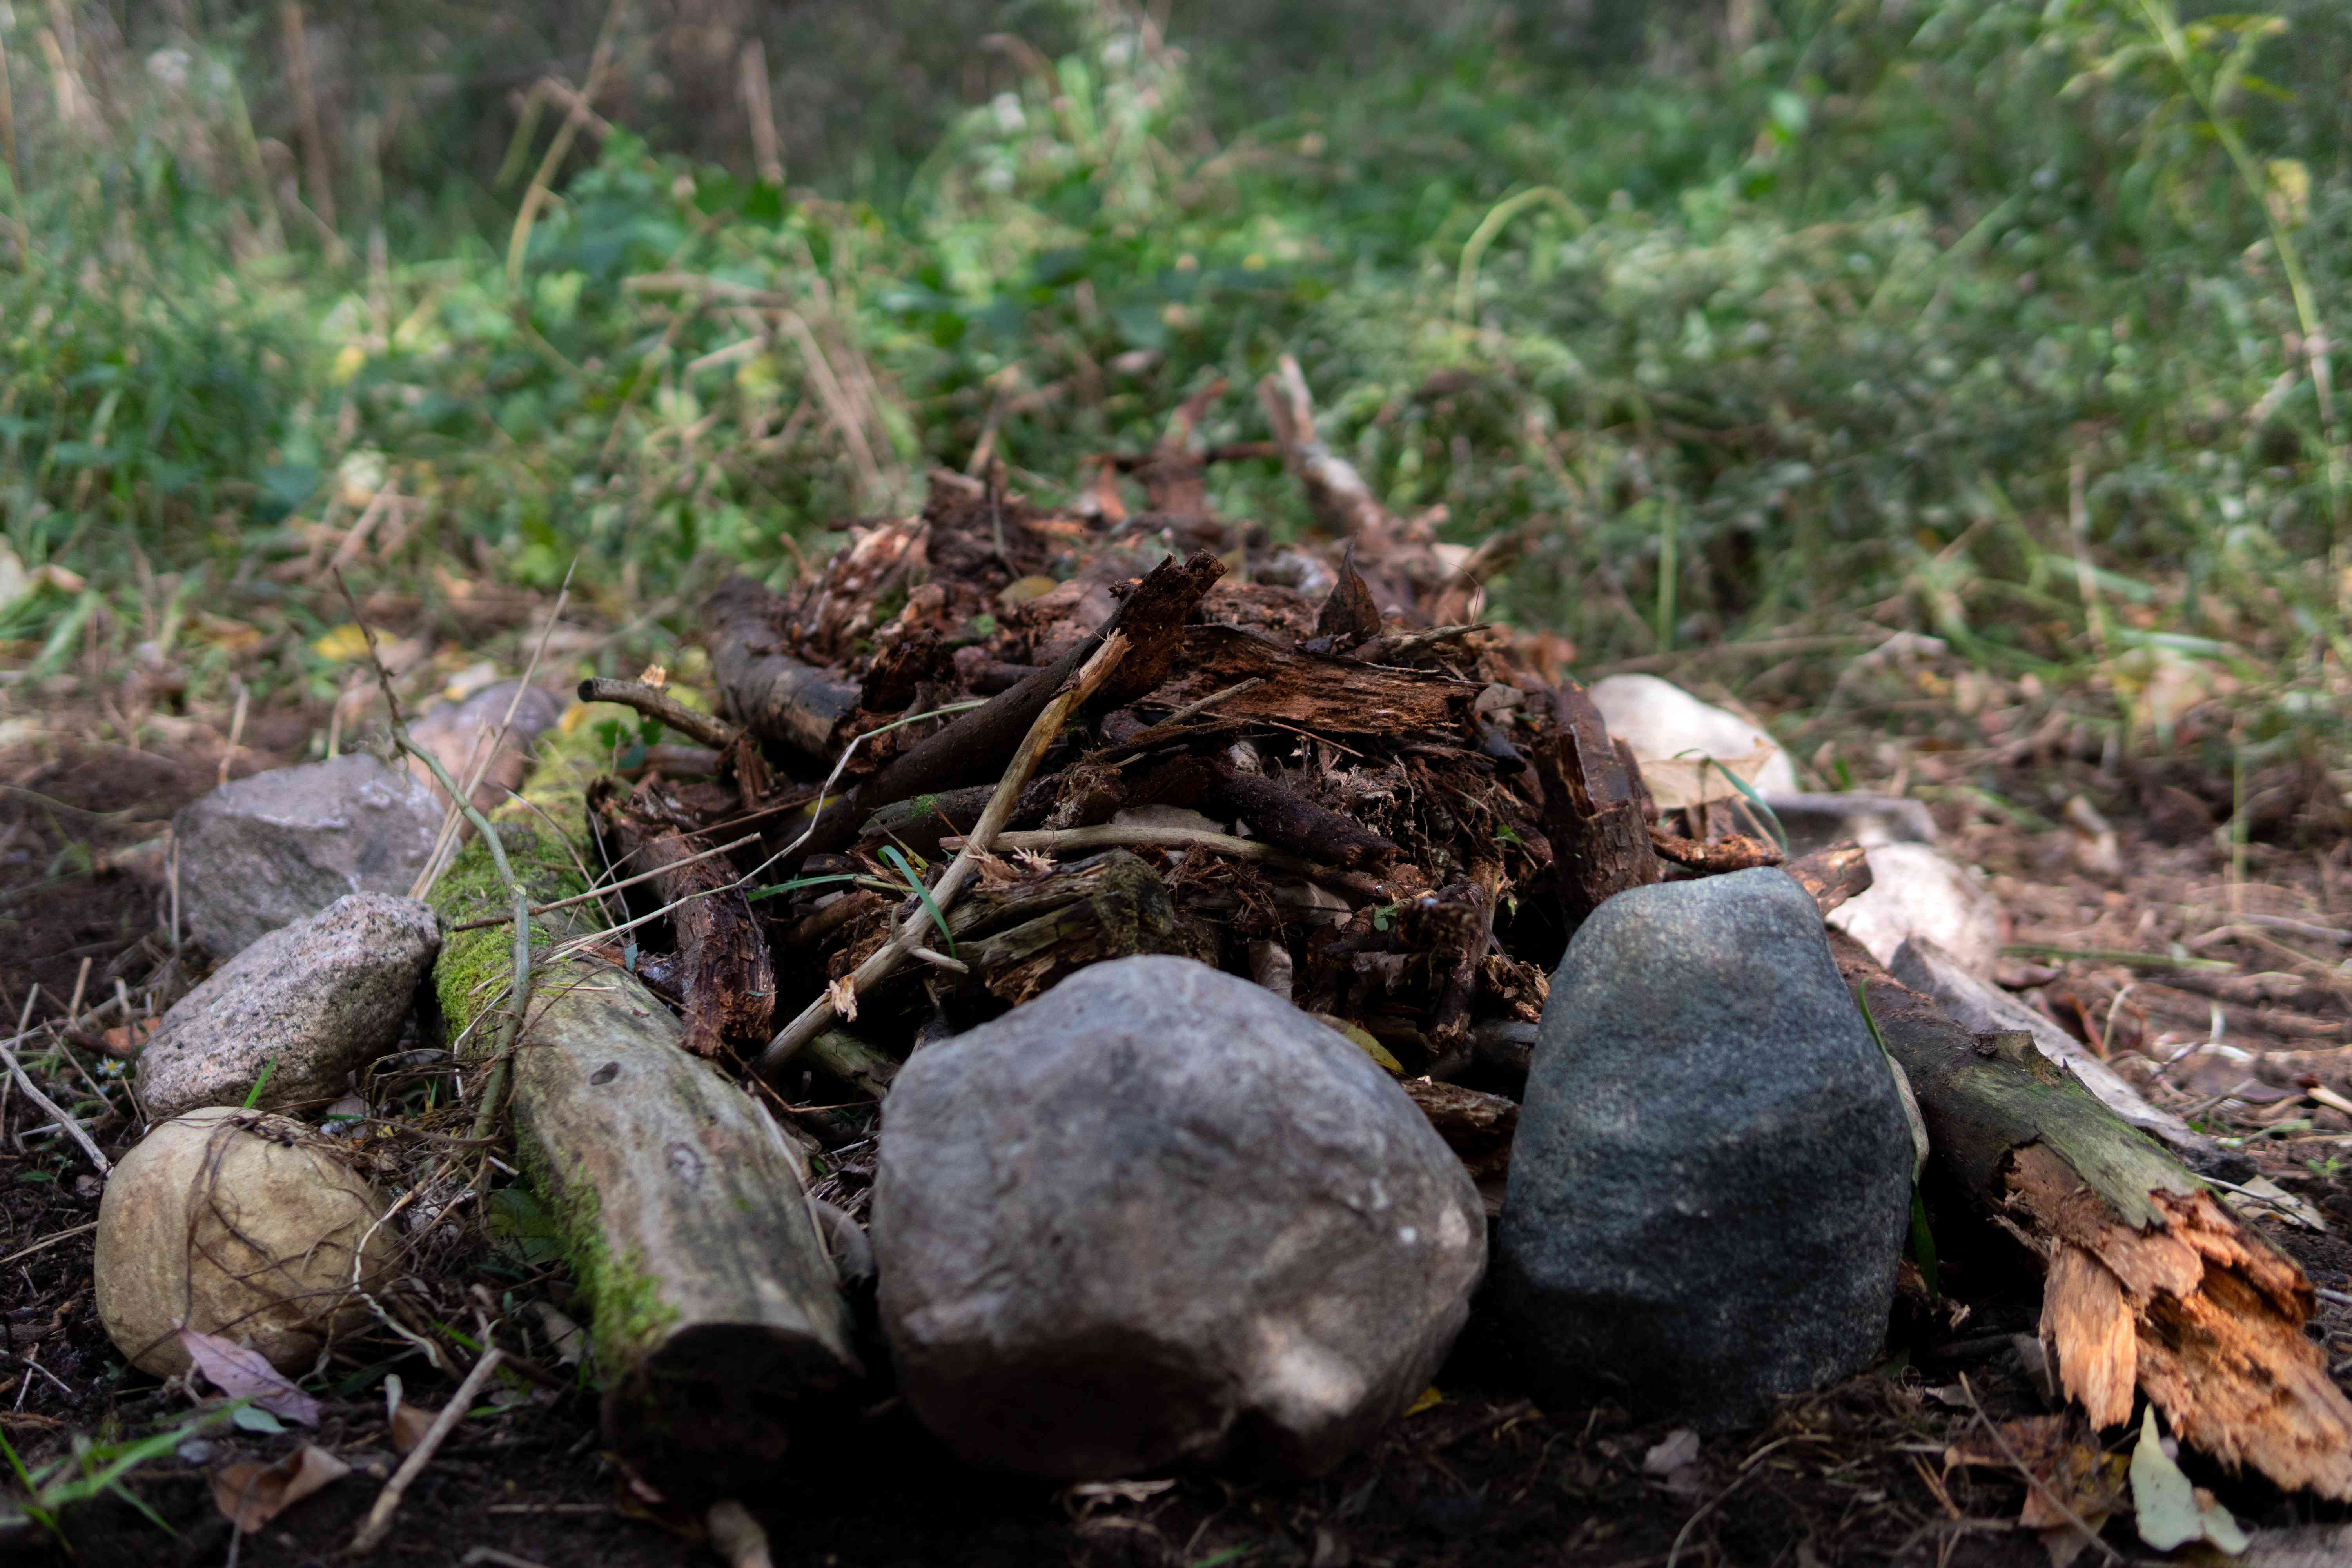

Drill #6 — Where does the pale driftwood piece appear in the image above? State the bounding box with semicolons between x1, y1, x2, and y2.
431;830;857;1502
1833;928;2352;1499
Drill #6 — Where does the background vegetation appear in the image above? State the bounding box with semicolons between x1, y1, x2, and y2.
4;0;2350;781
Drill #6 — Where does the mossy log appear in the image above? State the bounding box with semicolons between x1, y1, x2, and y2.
1831;928;2352;1499
431;826;857;1502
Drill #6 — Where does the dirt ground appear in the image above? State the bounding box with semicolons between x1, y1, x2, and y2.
7;657;2352;1567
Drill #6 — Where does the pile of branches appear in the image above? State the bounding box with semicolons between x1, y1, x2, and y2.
579;361;1786;1168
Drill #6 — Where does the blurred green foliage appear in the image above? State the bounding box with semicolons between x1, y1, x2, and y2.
2;0;2349;743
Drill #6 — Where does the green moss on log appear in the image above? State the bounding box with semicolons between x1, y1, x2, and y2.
426;824;586;1050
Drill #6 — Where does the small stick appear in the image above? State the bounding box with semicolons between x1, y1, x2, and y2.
0;987;110;1175
347;1347;506;1555
217;681;249;788
576;677;743;751
759;634;1132;1074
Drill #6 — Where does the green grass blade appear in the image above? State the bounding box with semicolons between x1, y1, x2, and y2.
881;844;956;958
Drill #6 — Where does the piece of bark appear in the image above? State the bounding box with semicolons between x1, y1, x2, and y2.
1310;544;1383;652
783;551;1227;873
1206;757;1399;870
1400;1076;1517;1213
1782;840;1874;916
1150;625;1482;740
1832;927;2352;1499
430;829;858;1503
589;779;775;1058
1648;827;1784;873
704;576;867;759
858;627;948;713
1532;685;1661;930
1412;872;1497;1074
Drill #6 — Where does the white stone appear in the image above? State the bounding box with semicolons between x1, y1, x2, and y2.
1828;842;2002;976
1589;674;1799;795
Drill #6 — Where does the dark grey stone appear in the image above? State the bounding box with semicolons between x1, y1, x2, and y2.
1497;867;1911;1428
1759;792;1937;857
872;955;1485;1480
174;755;445;958
138;893;441;1120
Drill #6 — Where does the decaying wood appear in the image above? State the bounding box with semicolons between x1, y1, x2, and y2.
1533;684;1661;929
1889;935;2220;1170
955;855;1189;1006
1400;1077;1517;1212
778;550;1226;874
430;829;857;1502
589;779;775;1058
1206;755;1399;869
705;576;866;758
760;632;1141;1073
1151;625;1483;739
967;825;1390;903
1832;928;2352;1499
802;1027;898;1102
1782;841;1873;916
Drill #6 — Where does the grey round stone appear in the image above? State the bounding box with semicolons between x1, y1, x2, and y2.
873;955;1485;1480
1496;867;1911;1428
173;755;445;960
137;893;441;1120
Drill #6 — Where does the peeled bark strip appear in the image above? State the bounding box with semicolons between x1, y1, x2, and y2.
1831;929;2352;1499
705;576;865;759
1782;841;1874;916
1533;684;1661;929
431;829;857;1501
589;781;775;1058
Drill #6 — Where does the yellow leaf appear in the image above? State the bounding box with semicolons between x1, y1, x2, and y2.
2268;158;2310;229
313;624;374;663
1405;1386;1443;1417
1314;1014;1404;1075
331;342;368;385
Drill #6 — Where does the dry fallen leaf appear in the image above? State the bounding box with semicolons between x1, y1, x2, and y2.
389;1399;436;1455
826;976;860;1023
178;1328;322;1425
212;1443;350;1532
100;1019;155;1059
